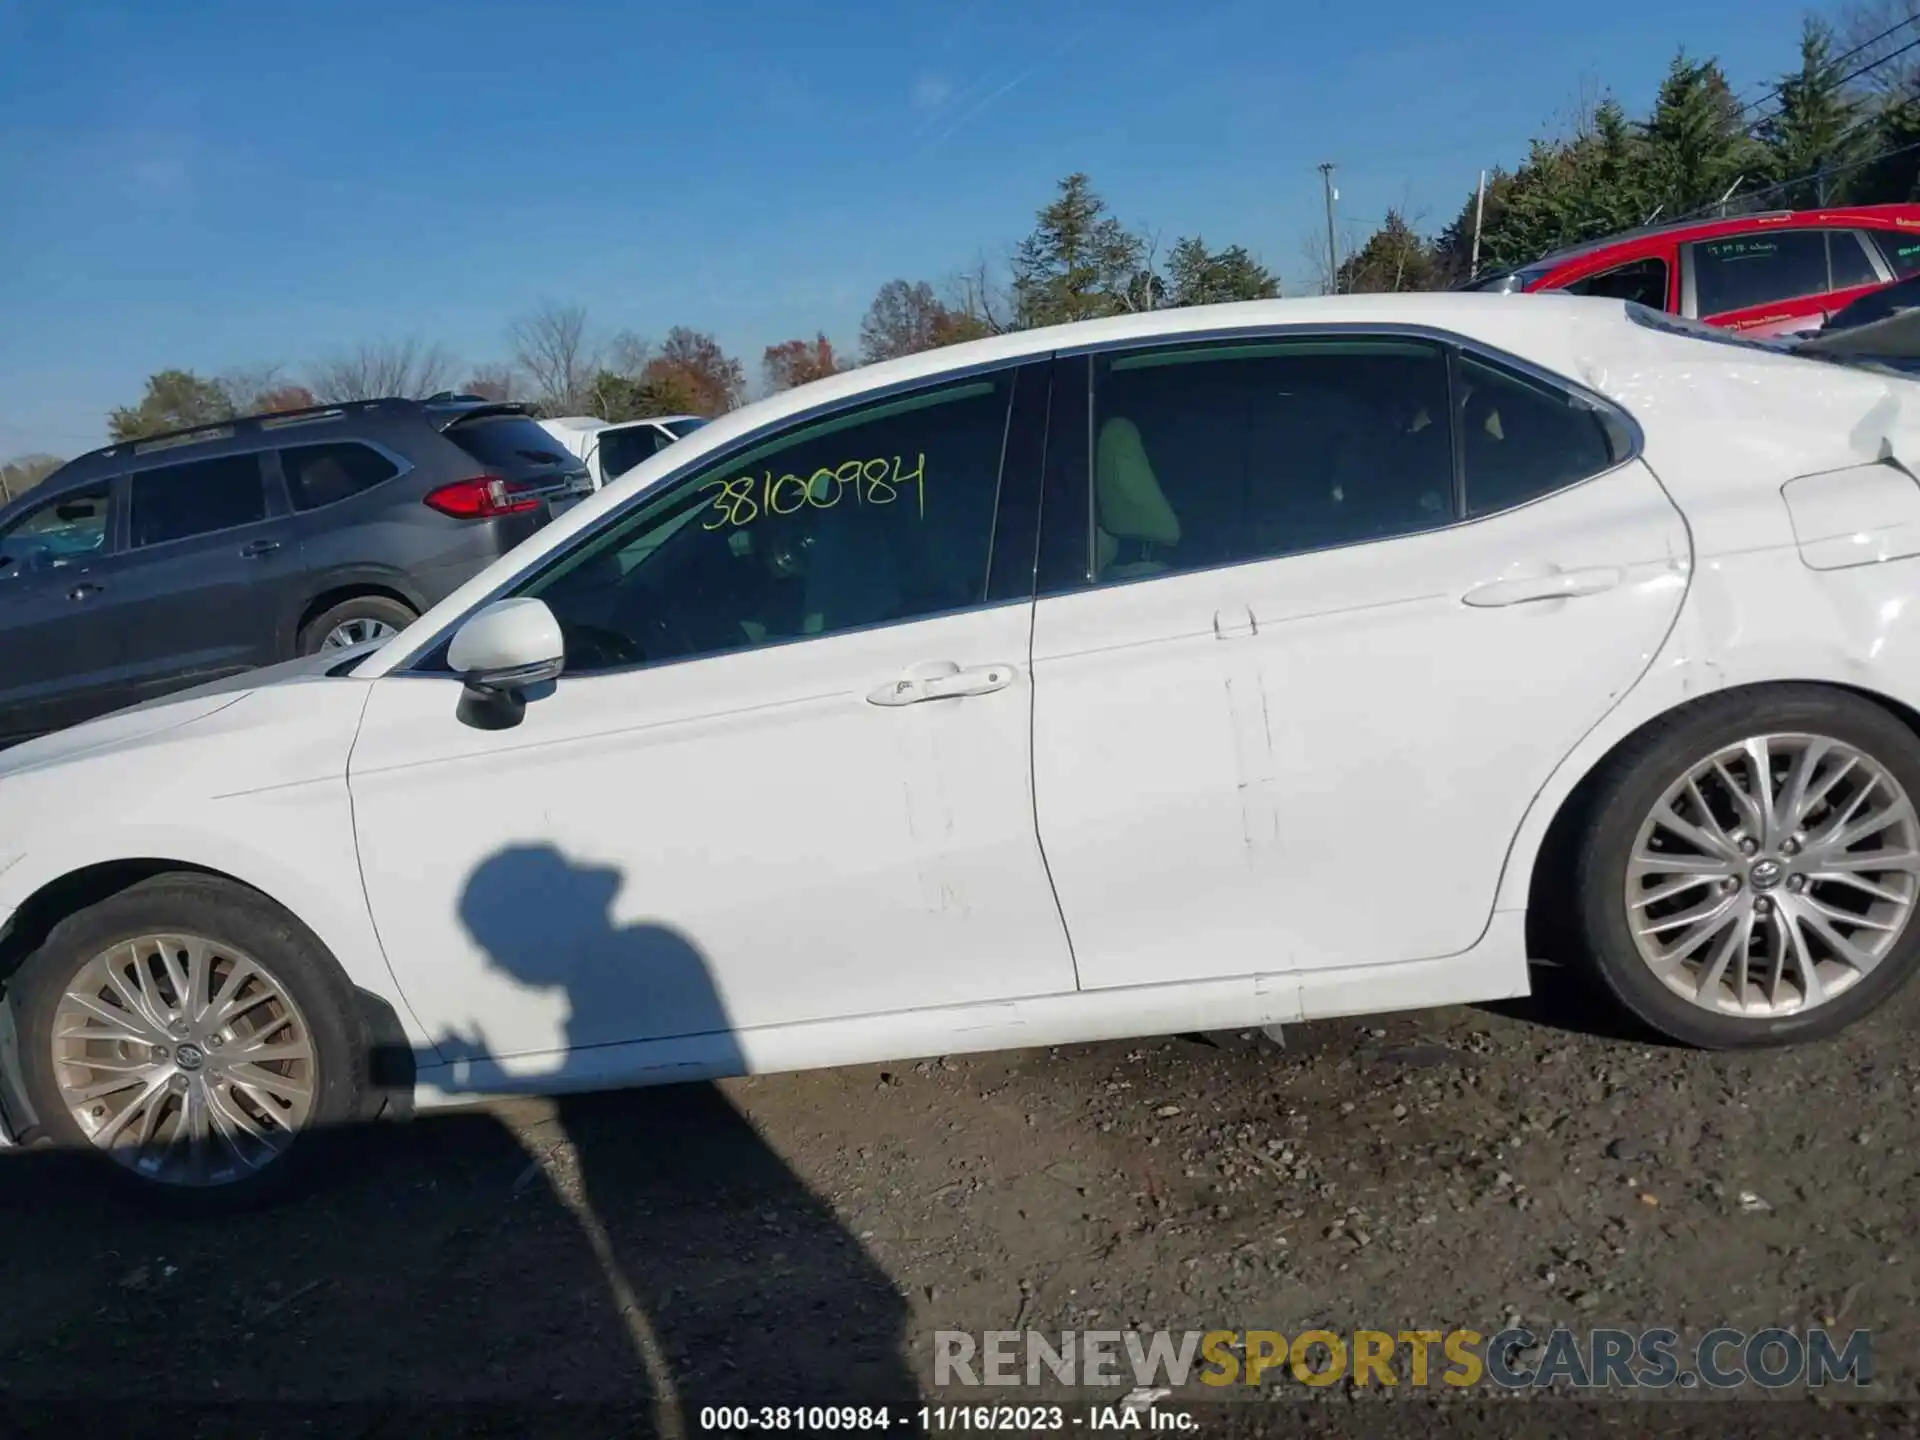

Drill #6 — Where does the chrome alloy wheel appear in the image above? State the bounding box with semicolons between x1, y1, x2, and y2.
1626;733;1920;1018
50;935;317;1186
321;617;397;650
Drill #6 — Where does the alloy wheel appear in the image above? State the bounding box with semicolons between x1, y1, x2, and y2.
1626;733;1920;1017
320;618;397;650
50;935;317;1186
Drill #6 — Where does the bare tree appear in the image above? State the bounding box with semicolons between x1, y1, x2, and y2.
607;328;652;378
309;339;458;402
460;364;521;402
1837;0;1920;96
509;301;600;414
945;253;1013;334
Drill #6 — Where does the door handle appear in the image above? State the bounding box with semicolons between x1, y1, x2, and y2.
867;661;1018;707
67;582;103;601
240;539;282;558
1462;566;1623;608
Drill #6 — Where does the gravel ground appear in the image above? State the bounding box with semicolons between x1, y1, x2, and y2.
1;962;1917;1435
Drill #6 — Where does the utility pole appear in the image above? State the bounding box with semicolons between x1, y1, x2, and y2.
1469;169;1487;280
1318;162;1339;295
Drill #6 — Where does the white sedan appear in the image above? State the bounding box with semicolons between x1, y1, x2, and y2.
4;292;1919;1203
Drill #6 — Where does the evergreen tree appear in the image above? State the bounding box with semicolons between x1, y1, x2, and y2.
1758;20;1867;206
1640;52;1766;216
1010;173;1146;327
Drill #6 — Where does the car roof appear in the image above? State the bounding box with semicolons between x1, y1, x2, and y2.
1482;203;1920;286
356;289;1655;678
600;414;697;434
26;394;537;494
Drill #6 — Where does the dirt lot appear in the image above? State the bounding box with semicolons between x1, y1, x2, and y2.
1;962;1916;1434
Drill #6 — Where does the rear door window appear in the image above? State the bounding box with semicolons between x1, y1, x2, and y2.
1873;230;1920;280
128;455;268;547
281;442;401;510
596;425;672;482
1691;230;1843;316
1458;355;1627;516
446;414;579;480
1562;256;1670;309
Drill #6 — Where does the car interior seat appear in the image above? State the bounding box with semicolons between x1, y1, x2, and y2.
1094;417;1181;580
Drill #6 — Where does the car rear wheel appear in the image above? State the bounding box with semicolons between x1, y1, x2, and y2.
298;594;417;656
7;874;368;1209
1575;686;1920;1048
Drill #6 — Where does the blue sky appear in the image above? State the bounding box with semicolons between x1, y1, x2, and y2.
0;0;1827;457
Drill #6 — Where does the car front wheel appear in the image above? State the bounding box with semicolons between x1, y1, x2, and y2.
8;874;367;1208
1576;686;1920;1048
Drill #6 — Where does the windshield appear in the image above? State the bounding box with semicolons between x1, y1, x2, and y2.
660;417;708;438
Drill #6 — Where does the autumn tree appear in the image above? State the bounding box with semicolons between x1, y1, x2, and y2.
1010;173;1146;327
0;453;64;503
632;327;744;416
858;279;989;362
1164;237;1280;306
762;333;845;392
309;339;457;403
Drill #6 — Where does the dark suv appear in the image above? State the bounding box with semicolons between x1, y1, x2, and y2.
0;394;590;744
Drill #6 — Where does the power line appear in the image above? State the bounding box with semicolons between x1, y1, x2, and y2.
1736;12;1920;127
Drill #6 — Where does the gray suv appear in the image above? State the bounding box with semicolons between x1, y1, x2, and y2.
0;394;590;744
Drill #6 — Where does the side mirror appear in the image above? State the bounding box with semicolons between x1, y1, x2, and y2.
447;597;565;730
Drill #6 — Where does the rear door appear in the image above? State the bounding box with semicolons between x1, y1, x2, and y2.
0;481;122;739
1684;228;1886;335
99;451;304;697
1028;333;1688;992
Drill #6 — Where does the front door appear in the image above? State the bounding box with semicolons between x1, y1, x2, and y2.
1029;334;1688;991
349;362;1077;1064
0;481;121;740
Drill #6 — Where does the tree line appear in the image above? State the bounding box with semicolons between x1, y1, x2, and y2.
1339;12;1920;291
26;170;1276;480
11;6;1920;490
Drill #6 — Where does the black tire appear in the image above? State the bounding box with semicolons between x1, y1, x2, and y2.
1574;684;1920;1049
7;873;369;1212
295;594;416;657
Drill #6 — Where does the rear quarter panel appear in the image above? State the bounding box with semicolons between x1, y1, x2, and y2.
1490;325;1920;913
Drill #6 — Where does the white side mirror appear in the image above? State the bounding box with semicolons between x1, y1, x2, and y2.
447;597;564;729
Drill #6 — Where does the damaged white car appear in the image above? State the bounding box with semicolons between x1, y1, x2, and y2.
3;291;1920;1203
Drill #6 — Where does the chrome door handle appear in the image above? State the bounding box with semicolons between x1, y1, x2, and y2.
67;581;103;601
868;661;1018;707
1463;566;1623;608
240;539;282;558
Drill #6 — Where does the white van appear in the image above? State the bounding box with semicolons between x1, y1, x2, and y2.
537;413;707;491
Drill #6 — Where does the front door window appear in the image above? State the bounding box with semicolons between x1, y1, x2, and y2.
521;371;1017;672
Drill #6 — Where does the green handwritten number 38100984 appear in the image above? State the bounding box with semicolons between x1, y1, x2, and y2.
699;454;926;530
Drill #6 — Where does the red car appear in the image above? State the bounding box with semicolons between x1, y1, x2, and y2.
1466;204;1920;337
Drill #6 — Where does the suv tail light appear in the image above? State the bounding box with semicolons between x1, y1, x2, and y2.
422;474;543;520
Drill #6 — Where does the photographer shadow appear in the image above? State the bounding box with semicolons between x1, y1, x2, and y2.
439;843;922;1427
